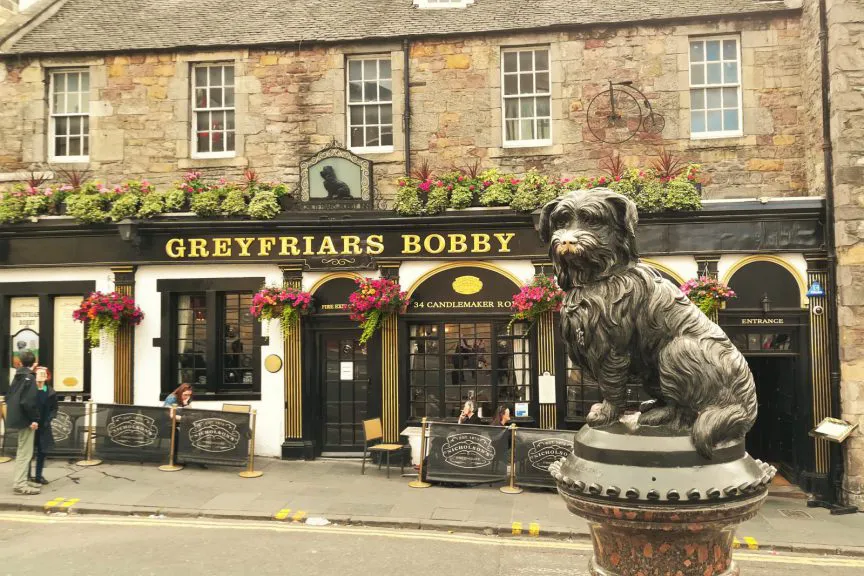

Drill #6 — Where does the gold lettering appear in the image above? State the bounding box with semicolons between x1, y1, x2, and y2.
166;238;186;258
449;234;468;253
303;236;315;255
188;238;210;258
472;233;491;253
342;235;362;255
258;237;277;256
494;232;515;253
279;236;300;256
318;236;338;255
235;237;255;257
367;234;384;255
401;234;421;255
424;234;446;254
213;238;232;257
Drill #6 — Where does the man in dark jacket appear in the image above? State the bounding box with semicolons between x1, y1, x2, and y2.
6;351;41;495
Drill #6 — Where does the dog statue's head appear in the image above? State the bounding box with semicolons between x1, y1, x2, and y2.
321;165;336;181
538;188;639;288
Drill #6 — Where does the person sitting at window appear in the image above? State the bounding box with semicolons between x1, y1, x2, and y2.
491;405;511;427
163;383;193;408
457;400;480;425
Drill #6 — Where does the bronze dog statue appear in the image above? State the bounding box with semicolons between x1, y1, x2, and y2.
539;188;757;458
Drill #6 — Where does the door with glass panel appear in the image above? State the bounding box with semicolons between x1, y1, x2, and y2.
320;332;369;451
408;321;531;421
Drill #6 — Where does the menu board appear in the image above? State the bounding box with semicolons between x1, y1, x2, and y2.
53;296;85;392
9;297;40;380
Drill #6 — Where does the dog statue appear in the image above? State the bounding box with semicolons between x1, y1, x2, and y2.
320;165;352;199
539;188;757;458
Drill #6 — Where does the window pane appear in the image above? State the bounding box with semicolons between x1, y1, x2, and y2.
209;66;222;85
226;110;235;130
706;88;721;109
69;116;81;134
691;110;706;133
707;62;722;84
81;72;90;91
81;97;89;114
363;59;377;79
365;105;379;124
348;81;362;103
363;81;378;102
195;67;208;87
54;73;66;93
519;73;534;94
723;62;738;83
723;40;737;60
520;97;534;118
53;92;65;114
379;59;391;79
723;109;739;131
195;88;207;108
55;136;67;157
365;126;380;147
534;50;549;71
83;135;90;155
535;72;549;93
690;88;705;110
68;73;79;92
537;118;550;140
504;98;519;119
225;87;235;107
691;64;705;85
690;41;704;63
350;126;364;147
348;60;362;81
379;79;392;102
380;104;392;125
349;105;364;125
520;119;534;140
503;52;518;73
209;87;223;107
706;40;721;62
67;93;81;114
381;125;393;146
504;74;518;96
68;137;81;157
536;96;550;117
707;109;723;131
224;66;234;85
211;130;225;152
505;120;518;141
519;51;533;71
722;87;738;107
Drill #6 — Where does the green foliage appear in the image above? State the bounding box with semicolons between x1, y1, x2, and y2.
109;192;142;222
221;188;249;217
425;183;449;215
163;188;187;212
138;191;166;219
24;193;52;218
510;169;558;213
0;192;27;224
449;185;474;209
478;168;516;206
248;190;280;220
190;189;222;217
394;179;424;216
663;178;702;211
66;193;109;224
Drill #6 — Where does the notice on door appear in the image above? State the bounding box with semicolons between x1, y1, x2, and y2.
340;361;354;381
9;297;39;380
53;296;85;392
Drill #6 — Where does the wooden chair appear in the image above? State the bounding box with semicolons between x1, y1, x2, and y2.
361;418;405;478
222;403;251;414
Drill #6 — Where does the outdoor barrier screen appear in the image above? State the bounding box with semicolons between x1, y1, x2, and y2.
46;402;87;458
176;408;251;467
93;404;173;463
425;422;509;484
512;427;575;489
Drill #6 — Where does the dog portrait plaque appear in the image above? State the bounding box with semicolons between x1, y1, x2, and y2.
299;143;373;210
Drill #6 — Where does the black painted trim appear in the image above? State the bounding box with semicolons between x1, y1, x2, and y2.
157;277;264;293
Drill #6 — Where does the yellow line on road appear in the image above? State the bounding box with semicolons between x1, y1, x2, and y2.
0;513;861;567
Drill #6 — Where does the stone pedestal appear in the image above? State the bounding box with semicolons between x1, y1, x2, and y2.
550;423;775;576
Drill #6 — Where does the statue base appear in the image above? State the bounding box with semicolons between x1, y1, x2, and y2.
550;422;775;576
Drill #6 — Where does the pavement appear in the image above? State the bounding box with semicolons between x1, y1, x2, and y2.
0;456;862;557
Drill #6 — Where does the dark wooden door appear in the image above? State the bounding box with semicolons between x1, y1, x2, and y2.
746;356;799;477
319;331;369;451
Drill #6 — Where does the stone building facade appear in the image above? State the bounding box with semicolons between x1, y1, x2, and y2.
1;0;863;505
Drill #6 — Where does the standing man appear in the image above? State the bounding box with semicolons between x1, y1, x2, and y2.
6;351;40;495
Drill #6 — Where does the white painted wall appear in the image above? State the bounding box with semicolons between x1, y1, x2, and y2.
718;253;809;307
133;264;284;457
399;259;536;292
0;266;115;402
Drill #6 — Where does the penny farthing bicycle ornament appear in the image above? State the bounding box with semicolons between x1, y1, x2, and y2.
586;81;666;144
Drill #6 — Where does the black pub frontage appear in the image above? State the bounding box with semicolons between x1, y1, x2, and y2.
0;188;838;495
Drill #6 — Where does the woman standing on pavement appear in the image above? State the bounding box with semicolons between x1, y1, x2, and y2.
31;366;57;485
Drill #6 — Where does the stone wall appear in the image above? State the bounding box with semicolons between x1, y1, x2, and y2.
826;0;864;508
0;14;806;201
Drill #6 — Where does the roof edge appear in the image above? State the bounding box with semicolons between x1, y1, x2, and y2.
1;5;802;59
0;0;71;54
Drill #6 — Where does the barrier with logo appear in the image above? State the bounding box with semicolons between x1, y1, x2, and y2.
512;427;575;489
93;404;173;463
176;408;251;467
425;422;509;484
45;402;88;458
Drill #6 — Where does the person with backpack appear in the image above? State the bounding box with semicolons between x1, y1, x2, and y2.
6;351;41;495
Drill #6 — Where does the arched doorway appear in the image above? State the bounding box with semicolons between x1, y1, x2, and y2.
719;259;809;485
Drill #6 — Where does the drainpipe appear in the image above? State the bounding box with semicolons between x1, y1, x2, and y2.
403;38;411;177
818;0;847;508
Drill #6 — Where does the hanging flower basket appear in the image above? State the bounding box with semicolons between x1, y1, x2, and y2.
345;277;410;345
680;276;736;316
509;275;565;329
72;291;144;349
249;286;313;336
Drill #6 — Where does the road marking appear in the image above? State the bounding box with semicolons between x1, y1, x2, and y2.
44;498;66;510
292;510;306;522
273;508;291;521
744;536;759;550
60;498;80;509
511;521;522;535
529;523;540;537
0;513;862;568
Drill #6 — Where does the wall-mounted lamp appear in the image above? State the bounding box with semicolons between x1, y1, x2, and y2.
117;218;140;248
761;292;772;315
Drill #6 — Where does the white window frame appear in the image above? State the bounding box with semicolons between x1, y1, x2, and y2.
413;0;474;8
191;63;236;159
346;56;394;154
48;68;90;163
688;35;743;140
500;47;553;148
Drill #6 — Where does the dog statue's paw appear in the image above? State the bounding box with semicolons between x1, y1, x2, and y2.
586;401;622;427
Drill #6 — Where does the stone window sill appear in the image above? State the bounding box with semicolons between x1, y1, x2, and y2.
490;144;563;158
178;156;249;169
